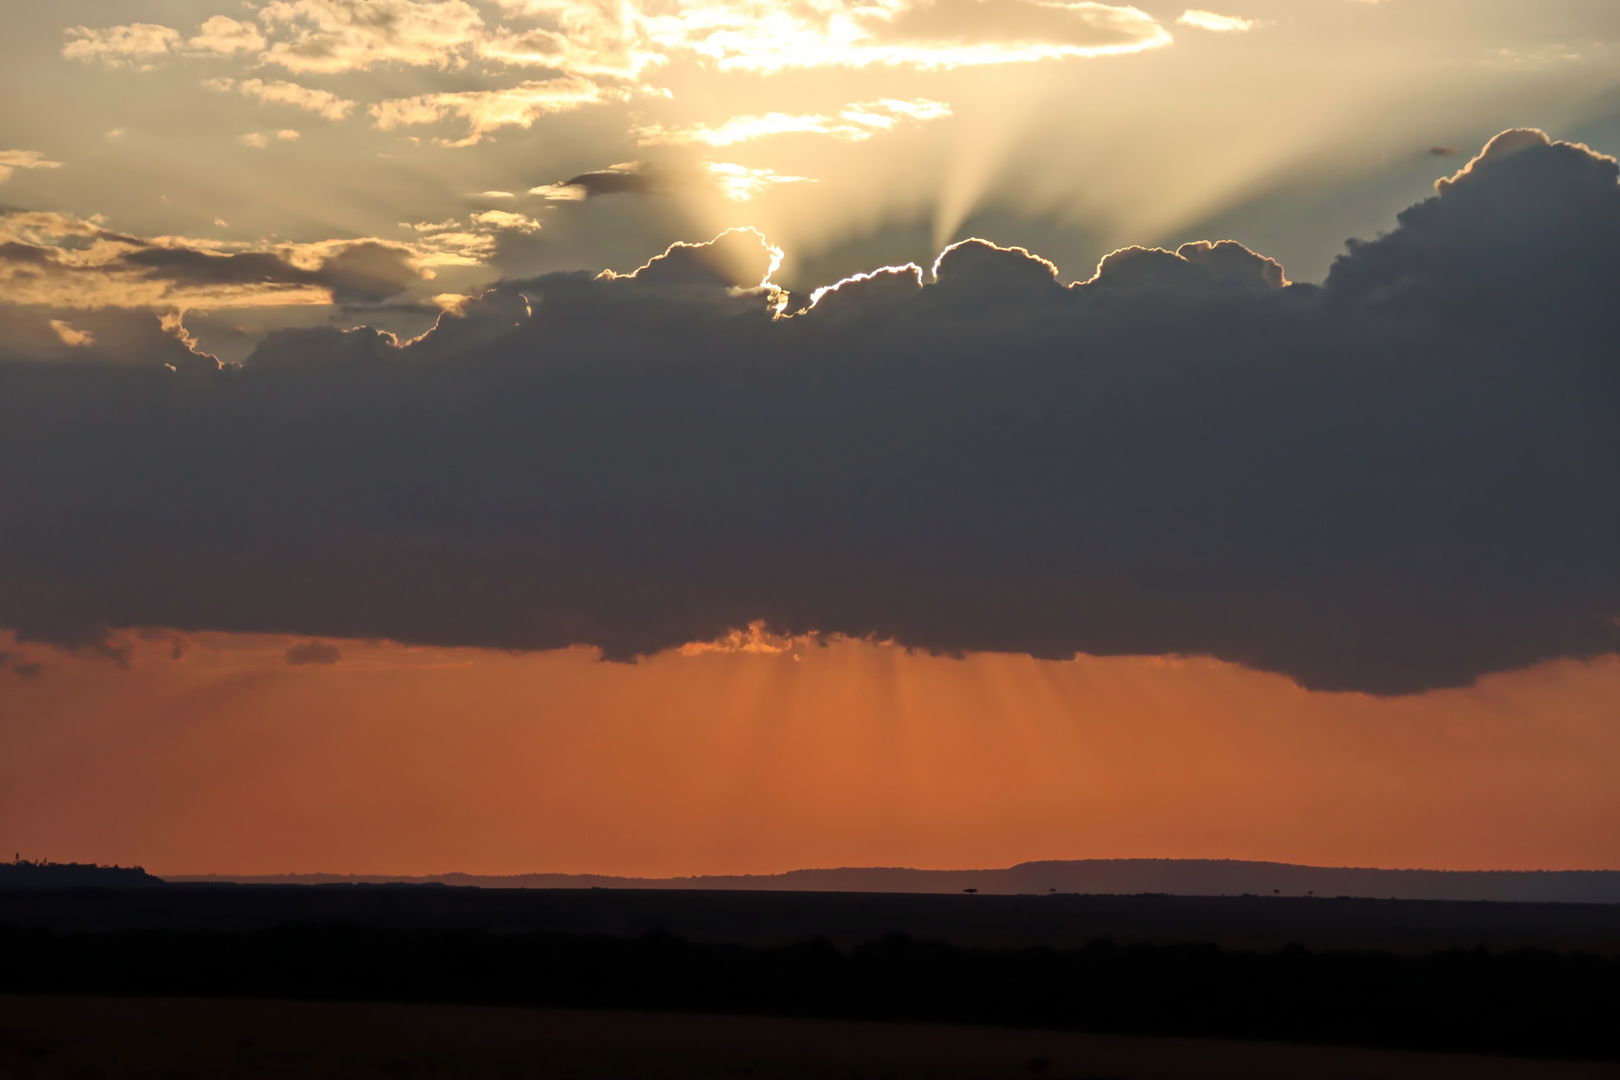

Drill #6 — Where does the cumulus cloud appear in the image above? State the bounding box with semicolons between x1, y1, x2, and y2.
259;0;485;73
62;23;181;66
188;15;267;54
2;131;1619;694
208;78;357;122
634;98;950;146
477;13;663;80
0;150;62;184
369;76;627;145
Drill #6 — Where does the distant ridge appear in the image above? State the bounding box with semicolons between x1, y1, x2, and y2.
167;859;1620;904
1;860;166;889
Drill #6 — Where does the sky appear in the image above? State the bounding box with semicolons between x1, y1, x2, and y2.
2;0;1620;875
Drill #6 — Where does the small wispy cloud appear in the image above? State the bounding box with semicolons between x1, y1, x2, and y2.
634;99;950;147
529;159;811;203
0;150;63;184
187;15;265;54
370;77;627;146
48;319;95;347
470;209;543;231
1177;9;1261;32
207;78;356;122
703;162;814;201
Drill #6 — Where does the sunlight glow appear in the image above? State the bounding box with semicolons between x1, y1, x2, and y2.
491;0;1169;77
636;0;1170;71
635;99;949;146
705;161;816;200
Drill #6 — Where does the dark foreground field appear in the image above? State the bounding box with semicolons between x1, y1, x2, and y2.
3;922;1618;1061
4;888;1618;1071
4;995;1618;1080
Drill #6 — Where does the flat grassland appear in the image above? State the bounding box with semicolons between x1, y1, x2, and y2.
3;995;1618;1080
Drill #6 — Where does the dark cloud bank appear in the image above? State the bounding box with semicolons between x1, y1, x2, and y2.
2;130;1618;694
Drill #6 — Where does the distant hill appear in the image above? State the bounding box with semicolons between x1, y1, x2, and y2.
166;859;1620;904
1;861;166;889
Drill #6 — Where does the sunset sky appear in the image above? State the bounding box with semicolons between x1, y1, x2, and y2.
3;0;1619;876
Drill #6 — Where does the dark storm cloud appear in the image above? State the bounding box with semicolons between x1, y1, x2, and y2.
533;161;721;201
0;650;42;678
553;162;687;198
118;240;419;305
1;129;1618;694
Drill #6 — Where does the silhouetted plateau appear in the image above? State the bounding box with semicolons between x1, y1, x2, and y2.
169;859;1620;904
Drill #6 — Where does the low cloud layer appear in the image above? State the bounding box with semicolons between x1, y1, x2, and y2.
2;130;1618;694
0;210;522;313
207;78;356;122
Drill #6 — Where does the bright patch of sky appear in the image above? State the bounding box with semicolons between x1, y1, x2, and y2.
3;0;1619;356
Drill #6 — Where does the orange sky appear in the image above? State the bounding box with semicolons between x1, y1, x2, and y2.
2;631;1616;876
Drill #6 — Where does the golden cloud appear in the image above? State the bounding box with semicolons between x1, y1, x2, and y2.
188;15;267;53
207;78;357;121
529;159;811;202
62;23;182;67
370;76;630;145
492;0;1169;75
0;150;64;184
0;211;458;311
1176;9;1258;32
259;0;486;73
